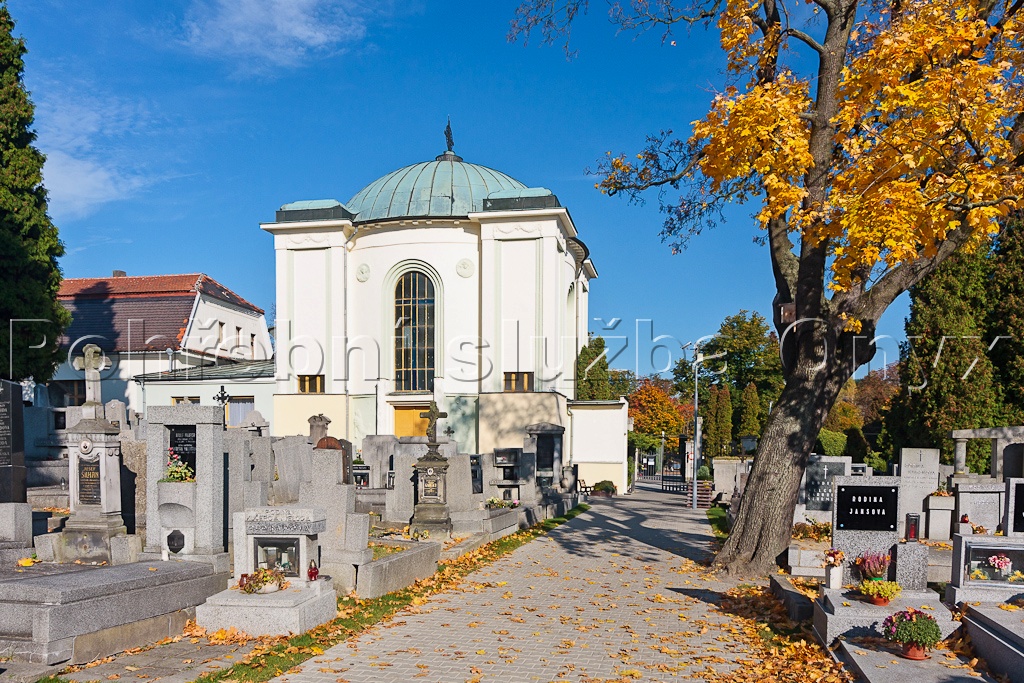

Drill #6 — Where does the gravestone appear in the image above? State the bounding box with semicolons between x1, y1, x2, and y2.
410;402;453;537
308;414;330;444
956;482;1005;532
897;447;940;536
1003;478;1024;538
832;476;901;583
55;417;138;564
0;379;31;563
796;455;850;523
141;405;229;571
0;379;26;503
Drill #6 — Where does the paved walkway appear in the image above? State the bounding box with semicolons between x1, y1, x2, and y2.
273;485;750;683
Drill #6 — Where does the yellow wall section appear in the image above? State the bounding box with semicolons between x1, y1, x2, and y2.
577;462;627;496
394;405;430;437
273;394;346;437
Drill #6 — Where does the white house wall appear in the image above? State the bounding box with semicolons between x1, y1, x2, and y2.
185;296;273;361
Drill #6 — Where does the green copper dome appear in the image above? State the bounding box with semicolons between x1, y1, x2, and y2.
347;151;527;222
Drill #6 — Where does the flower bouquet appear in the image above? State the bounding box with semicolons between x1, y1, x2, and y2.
990;553;1012;577
160;447;194;483
240;567;284;594
882;607;942;660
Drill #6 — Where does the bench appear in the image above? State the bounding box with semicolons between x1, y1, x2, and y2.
578;479;594;495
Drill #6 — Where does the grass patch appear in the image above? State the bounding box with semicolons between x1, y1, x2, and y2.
706;506;730;538
367;542;406;560
190;503;591;683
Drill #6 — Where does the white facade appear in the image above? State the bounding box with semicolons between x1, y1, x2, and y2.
569;399;631;494
264;153;598;453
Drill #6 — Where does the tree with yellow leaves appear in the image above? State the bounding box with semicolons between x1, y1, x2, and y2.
511;0;1024;574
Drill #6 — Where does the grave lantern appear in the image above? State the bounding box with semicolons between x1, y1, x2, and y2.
905;513;921;542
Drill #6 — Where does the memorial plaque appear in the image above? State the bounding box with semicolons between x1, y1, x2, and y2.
836;485;899;531
78;458;102;505
423;475;439;498
169;425;197;472
1014;482;1024;534
494;449;519;466
805;462;847;511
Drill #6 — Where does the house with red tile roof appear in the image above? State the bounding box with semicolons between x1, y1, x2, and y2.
49;271;272;413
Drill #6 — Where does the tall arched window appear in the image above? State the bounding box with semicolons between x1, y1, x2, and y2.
394;271;436;392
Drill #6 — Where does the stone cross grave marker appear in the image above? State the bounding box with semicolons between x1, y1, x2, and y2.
72;343;110;410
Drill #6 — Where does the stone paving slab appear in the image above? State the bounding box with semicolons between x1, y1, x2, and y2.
58;639;256;683
838;639;999;682
272;491;746;683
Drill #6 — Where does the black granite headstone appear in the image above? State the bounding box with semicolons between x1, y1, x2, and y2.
806;462;847;511
836;485;899;531
169;425;197;473
0;379;26;503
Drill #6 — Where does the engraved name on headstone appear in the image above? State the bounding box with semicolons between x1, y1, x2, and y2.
836;485;899;531
169;425;197;471
806;461;847;511
78;458;102;505
0;384;12;468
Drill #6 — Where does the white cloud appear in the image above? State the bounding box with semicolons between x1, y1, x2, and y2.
34;90;155;221
182;0;376;69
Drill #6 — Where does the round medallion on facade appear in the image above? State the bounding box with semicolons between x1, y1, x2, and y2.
355;264;371;282
456;258;475;278
79;438;93;455
427;467;435;476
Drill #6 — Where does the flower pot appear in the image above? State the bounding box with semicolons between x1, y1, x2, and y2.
825;565;844;590
868;595;890;606
901;643;928;660
257;582;281;594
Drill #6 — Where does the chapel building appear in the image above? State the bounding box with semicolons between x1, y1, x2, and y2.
263;147;598;454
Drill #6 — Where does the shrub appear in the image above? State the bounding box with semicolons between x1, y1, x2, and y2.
697;465;712;480
844;426;870;462
856;551;891;579
881;608;942;648
593;480;617;493
815;429;848;458
859;580;902;600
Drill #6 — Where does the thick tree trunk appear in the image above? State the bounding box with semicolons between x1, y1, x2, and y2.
715;352;852;576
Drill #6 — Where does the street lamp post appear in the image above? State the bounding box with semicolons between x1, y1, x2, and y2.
692;350;704;510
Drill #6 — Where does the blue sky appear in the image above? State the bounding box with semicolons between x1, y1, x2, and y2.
11;0;908;376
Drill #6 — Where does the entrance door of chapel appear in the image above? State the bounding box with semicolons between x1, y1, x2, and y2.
394;405;430;437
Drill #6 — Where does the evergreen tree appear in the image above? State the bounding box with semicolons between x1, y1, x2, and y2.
716;383;733;456
883;248;1002;472
575;335;612;400
989;217;1024;423
0;5;68;382
701;385;722;458
739;382;761;437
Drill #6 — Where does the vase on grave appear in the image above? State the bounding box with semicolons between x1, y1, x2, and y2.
825;565;844;590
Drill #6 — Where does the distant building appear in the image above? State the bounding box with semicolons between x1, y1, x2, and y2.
49;272;273;413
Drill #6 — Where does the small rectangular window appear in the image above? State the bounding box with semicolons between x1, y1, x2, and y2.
226;396;255;427
218;322;225;344
250;333;257;358
63;380;87;406
503;372;534;393
298;375;325;394
172;396;201;405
